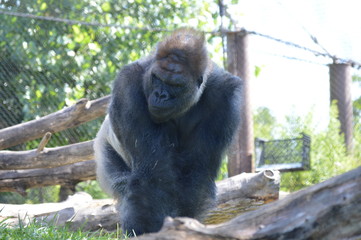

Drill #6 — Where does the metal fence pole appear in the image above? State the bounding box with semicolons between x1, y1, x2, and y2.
329;63;353;153
226;30;254;175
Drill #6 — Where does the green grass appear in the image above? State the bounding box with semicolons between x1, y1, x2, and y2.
0;218;129;240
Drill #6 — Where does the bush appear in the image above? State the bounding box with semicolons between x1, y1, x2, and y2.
76;180;109;199
254;103;360;192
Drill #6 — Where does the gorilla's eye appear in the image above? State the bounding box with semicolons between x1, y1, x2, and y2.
151;73;161;85
197;76;203;87
151;73;157;81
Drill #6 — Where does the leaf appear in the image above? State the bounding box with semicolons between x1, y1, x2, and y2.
72;25;81;34
40;2;47;11
254;65;262;77
101;2;112;12
88;42;101;53
35;89;42;99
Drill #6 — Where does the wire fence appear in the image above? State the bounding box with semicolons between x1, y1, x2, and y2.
255;133;311;172
0;1;360;203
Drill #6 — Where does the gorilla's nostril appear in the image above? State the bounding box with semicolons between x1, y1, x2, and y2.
155;89;169;100
159;92;169;100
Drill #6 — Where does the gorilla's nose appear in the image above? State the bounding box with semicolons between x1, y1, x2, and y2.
154;89;170;101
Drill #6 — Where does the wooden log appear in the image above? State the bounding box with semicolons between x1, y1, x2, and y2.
0;140;94;170
0;95;110;150
136;166;361;240
0;160;96;194
204;169;279;224
0;192;96;224
0;171;280;232
2;166;360;239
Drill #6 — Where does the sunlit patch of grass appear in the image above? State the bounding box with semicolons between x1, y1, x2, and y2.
0;216;130;240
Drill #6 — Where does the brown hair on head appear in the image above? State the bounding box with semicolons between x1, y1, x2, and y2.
156;28;209;78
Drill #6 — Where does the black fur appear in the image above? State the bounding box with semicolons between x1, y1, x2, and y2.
94;28;243;236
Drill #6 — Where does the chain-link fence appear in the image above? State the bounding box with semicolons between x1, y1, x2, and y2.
255;133;311;172
1;0;360;203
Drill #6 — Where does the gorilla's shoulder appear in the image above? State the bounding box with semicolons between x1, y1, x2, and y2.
206;64;243;97
118;60;147;77
113;59;150;90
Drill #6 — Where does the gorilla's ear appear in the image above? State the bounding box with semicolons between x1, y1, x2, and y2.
156;28;209;77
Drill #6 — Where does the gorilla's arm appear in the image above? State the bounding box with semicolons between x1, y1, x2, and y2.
106;63;182;233
109;61;178;180
175;72;243;217
94;116;132;197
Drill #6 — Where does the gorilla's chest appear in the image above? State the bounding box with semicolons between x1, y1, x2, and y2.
162;112;203;152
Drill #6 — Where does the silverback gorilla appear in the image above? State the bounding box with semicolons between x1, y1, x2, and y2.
94;28;243;236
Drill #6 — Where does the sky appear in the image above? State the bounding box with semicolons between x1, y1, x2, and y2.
230;0;361;129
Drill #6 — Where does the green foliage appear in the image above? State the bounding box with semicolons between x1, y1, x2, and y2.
76;180;109;199
0;0;229;205
0;0;220;149
0;182;107;204
25;186;60;204
254;65;263;78
254;103;360;192
0;217;127;240
216;156;229;181
0;192;25;204
253;107;280;139
0;186;60;204
0;0;223;203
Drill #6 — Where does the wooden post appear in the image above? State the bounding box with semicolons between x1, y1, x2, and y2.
329;63;353;153
226;30;254;175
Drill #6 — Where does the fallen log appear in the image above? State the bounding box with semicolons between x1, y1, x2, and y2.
0;95;110;150
0;160;96;195
0;192;97;223
204;169;279;224
0;140;94;170
136;166;361;240
0;170;280;231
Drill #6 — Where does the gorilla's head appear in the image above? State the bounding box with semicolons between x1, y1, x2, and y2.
143;28;210;123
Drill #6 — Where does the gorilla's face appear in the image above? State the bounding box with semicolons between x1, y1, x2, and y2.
144;57;205;123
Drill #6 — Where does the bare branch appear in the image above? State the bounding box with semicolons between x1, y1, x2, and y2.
36;132;52;153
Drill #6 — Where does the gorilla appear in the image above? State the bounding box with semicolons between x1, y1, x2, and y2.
94;28;243;236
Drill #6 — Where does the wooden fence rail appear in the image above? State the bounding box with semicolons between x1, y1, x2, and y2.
0;140;94;170
0;160;96;195
0;96;110;150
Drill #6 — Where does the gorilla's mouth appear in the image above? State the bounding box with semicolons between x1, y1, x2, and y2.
148;104;174;123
